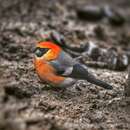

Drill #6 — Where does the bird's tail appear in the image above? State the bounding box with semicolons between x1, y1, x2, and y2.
85;73;113;90
69;64;113;90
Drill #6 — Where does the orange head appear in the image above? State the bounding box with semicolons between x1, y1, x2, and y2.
34;41;65;85
34;41;62;61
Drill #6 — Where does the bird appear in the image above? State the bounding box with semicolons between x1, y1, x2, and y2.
34;41;113;90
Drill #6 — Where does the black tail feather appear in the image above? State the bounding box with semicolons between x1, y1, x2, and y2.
86;74;113;90
70;64;113;90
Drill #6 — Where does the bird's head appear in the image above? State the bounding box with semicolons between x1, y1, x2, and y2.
34;41;62;61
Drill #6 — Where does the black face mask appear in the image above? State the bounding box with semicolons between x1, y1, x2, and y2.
34;47;49;57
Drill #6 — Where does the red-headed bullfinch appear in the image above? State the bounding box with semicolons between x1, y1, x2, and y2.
34;41;113;90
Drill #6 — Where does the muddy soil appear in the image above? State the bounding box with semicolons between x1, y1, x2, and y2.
0;0;130;130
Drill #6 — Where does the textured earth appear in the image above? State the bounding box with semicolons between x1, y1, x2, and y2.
0;0;130;130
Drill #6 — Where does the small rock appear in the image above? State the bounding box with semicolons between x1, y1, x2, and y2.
103;6;125;26
50;31;66;47
76;5;104;21
94;26;106;40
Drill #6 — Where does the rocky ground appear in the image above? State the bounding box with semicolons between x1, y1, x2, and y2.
0;0;130;130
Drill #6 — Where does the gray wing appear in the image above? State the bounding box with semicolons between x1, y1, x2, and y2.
49;52;113;90
49;51;76;76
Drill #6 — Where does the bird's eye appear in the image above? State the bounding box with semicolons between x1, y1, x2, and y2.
34;47;49;57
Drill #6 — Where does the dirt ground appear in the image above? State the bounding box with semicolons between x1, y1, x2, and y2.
0;0;130;130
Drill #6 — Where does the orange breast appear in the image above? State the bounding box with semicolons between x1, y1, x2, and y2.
34;58;65;85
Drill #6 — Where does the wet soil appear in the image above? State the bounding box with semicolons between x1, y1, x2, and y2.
0;0;130;130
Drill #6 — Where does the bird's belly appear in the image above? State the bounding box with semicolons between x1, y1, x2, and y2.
35;60;64;85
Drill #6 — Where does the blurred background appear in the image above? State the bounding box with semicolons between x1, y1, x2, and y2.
0;0;130;130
